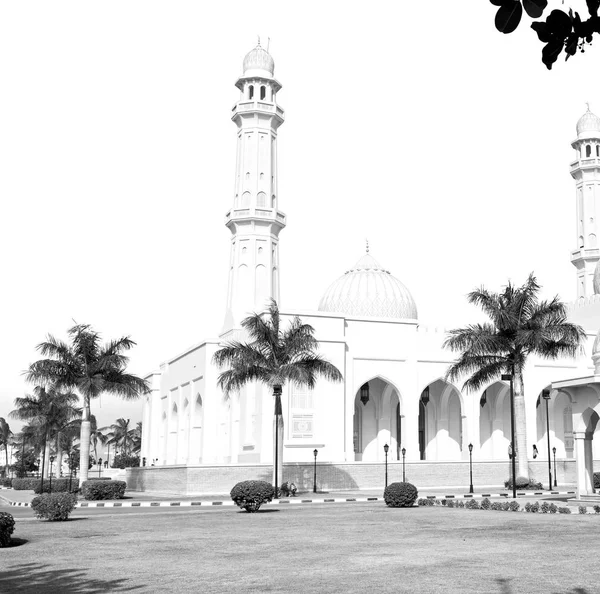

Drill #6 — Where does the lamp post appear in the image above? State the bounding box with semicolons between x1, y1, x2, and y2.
468;443;474;494
68;453;73;492
49;456;55;493
401;447;406;482
37;458;41;479
98;458;103;478
313;449;318;494
107;443;110;469
383;443;389;488
542;390;552;491
552;446;557;487
501;373;517;499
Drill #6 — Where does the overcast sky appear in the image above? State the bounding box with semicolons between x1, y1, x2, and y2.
1;1;598;432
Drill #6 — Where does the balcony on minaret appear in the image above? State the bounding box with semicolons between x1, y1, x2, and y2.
225;207;286;227
231;100;285;127
570;157;600;173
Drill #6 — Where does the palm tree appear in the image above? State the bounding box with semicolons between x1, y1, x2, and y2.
213;300;343;494
89;416;108;463
444;274;585;479
10;386;79;490
26;323;149;485
131;422;143;455
101;418;132;457
0;418;13;478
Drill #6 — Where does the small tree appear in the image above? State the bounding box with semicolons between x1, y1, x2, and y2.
213;300;342;495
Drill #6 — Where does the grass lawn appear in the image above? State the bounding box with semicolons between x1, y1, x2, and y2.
1;502;598;593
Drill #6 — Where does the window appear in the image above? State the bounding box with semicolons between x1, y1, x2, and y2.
586;145;591;157
248;85;254;100
596;146;599;157
290;383;314;438
260;85;266;100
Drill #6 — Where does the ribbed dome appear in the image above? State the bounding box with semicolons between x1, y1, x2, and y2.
318;253;418;320
243;43;274;76
577;106;600;137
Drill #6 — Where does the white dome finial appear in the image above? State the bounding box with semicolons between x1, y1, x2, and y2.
577;104;600;138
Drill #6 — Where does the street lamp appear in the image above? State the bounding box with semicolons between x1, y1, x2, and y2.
501;373;517;499
552;446;557;487
49;456;55;493
98;458;103;478
468;443;474;494
313;449;318;494
542;389;552;491
401;447;406;482
383;443;389;488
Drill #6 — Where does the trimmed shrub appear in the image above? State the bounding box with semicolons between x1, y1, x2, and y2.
594;472;600;489
549;503;558;514
31;493;78;521
558;506;572;514
540;501;550;514
465;499;480;510
579;506;588;514
447;499;455;508
384;482;418;508
457;500;465;508
593;505;600;515
81;480;126;501
34;479;71;494
504;476;544;490
0;478;12;488
230;480;274;512
491;502;503;511
12;478;39;490
0;512;15;547
509;501;520;512
417;498;434;506
501;501;510;511
480;498;491;510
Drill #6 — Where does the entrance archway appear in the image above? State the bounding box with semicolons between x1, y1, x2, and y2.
353;378;402;462
418;379;464;460
478;381;510;460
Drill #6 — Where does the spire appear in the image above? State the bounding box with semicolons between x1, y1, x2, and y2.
365;239;369;254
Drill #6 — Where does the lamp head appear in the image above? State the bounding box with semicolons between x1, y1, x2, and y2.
542;389;551;401
552;446;556;454
468;443;473;453
383;443;389;454
401;448;406;456
313;449;318;457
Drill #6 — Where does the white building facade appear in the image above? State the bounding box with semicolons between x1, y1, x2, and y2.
138;45;600;490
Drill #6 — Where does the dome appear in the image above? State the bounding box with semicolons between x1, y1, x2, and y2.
318;252;418;320
243;43;274;76
576;105;600;138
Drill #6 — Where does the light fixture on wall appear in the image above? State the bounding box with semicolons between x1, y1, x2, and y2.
360;382;370;406
421;386;430;406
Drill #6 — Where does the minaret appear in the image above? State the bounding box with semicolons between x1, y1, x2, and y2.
571;105;600;298
221;42;286;337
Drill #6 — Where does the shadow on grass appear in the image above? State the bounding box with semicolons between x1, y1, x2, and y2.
0;562;145;592
4;537;28;547
235;508;281;514
496;579;590;594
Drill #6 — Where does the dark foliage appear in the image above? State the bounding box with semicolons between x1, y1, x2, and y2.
593;472;600;489
504;476;543;490
1;478;12;487
31;493;78;521
0;512;15;547
384;482;418;508
81;480;126;500
490;0;600;68
34;478;72;494
111;454;139;469
230;480;274;512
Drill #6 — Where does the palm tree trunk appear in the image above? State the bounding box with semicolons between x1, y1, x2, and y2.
79;397;92;486
40;431;48;492
56;432;63;477
514;370;529;479
272;385;284;496
4;444;9;478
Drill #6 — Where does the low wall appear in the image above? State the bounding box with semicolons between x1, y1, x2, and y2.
126;459;585;495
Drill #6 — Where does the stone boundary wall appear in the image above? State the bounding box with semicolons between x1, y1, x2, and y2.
126;459;587;495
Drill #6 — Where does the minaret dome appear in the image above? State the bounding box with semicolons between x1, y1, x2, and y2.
243;43;275;77
576;105;600;140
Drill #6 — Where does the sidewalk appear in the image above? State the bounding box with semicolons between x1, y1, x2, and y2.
0;486;577;509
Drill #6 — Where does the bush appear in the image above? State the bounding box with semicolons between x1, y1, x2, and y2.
558;506;572;514
31;493;78;521
0;478;12;488
509;501;520;512
34;478;71;494
12;478;39;490
549;503;558;514
81;480;126;501
111;454;140;469
593;505;600;515
465;499;480;510
480;498;491;510
491;502;503;511
501;501;510;511
230;480;274;512
0;512;15;547
579;506;587;514
457;500;465;508
540;501;550;513
504;476;544;490
417;498;434;506
447;500;455;508
594;472;600;489
384;482;418;508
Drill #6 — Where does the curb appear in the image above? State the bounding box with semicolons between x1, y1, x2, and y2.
0;491;577;509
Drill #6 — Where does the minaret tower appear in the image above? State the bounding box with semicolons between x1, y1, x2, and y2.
221;42;286;337
571;105;600;298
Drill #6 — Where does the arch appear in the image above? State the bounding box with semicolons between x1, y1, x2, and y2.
257;191;266;207
271;195;276;208
577;407;600;434
417;376;465;412
241;191;250;207
260;85;266;100
248;84;254;100
586;144;592;157
352;376;403;462
189;392;204;463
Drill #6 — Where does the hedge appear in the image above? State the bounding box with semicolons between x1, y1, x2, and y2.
230;480;274;512
12;478;73;493
384;482;418;508
31;493;78;521
0;478;12;488
504;476;543;490
0;512;15;547
81;480;127;500
594;472;600;489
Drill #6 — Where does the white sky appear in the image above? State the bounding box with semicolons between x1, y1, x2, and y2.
1;1;598;432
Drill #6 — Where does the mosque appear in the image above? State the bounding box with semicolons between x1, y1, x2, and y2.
134;43;600;496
